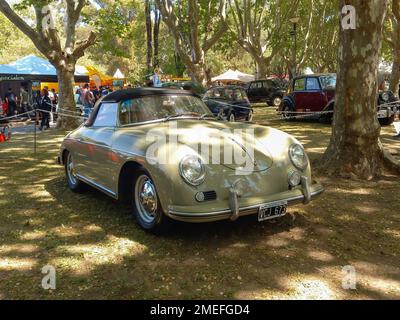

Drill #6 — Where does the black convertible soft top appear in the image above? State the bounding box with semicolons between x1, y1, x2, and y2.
102;87;197;103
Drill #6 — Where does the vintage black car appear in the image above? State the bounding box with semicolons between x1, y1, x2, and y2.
279;73;399;125
202;86;253;122
245;79;287;106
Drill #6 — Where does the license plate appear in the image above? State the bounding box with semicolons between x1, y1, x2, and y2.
258;201;288;222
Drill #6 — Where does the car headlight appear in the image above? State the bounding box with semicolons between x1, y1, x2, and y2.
289;144;308;170
179;155;206;186
382;92;389;102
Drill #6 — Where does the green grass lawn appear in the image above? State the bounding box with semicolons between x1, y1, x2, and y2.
0;109;399;299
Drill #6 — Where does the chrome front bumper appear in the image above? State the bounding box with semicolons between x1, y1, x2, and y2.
167;178;324;223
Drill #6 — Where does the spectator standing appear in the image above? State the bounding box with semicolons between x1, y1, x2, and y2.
31;90;40;125
82;84;94;117
39;89;52;130
0;98;7;116
50;88;58;122
5;88;17;117
152;67;162;88
20;87;30;119
92;87;100;104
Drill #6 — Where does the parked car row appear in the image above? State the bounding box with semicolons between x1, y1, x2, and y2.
278;73;399;126
161;75;399;126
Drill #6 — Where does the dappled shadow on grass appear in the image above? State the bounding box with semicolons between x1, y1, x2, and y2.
0;126;400;299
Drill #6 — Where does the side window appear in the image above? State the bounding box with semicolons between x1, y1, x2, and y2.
263;80;272;89
306;78;321;90
92;103;118;127
294;78;306;91
119;99;155;125
224;89;234;100
204;90;213;99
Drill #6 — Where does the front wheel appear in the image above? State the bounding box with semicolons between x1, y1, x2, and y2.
228;112;236;122
132;169;167;232
281;102;295;121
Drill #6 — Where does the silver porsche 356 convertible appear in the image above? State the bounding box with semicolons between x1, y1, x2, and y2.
58;88;324;231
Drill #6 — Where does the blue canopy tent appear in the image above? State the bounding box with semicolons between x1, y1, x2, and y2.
0;55;89;100
1;55;89;81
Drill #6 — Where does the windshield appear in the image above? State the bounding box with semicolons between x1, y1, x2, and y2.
119;94;211;125
319;75;337;90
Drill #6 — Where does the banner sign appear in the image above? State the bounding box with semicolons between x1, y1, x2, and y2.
0;75;25;81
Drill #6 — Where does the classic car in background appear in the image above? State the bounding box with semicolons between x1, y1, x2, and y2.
161;81;206;97
279;73;399;125
58;88;324;232
245;79;287;107
202;86;253;122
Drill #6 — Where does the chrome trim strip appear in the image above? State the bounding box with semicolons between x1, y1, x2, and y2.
68;136;148;160
76;174;118;199
168;186;324;218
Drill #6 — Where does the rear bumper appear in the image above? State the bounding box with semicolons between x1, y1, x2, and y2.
167;179;324;223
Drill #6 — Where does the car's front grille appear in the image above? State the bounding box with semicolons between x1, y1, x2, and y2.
203;191;217;201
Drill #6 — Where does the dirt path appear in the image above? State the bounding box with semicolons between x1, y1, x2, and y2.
0;107;399;299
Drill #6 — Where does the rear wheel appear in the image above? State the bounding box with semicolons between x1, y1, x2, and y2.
132;169;168;232
379;114;395;126
228;112;236;122
65;151;85;192
319;105;334;123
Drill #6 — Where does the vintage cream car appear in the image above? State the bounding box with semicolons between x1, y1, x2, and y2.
58;88;324;231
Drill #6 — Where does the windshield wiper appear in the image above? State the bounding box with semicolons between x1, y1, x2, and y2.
163;112;200;122
199;113;216;120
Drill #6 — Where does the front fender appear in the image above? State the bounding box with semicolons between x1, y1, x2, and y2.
280;95;295;111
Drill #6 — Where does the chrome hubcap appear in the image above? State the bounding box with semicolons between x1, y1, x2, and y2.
229;114;235;122
135;175;158;223
248;111;253;121
274;97;282;106
67;153;77;185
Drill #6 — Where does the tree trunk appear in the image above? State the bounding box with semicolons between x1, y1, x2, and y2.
145;0;153;74
256;58;268;80
187;62;207;85
153;8;161;67
320;0;389;180
390;0;400;96
391;52;400;96
56;66;78;130
390;37;400;95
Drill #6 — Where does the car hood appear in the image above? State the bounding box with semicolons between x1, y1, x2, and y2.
114;119;296;173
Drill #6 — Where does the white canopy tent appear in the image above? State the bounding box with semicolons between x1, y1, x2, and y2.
113;68;125;79
379;61;392;74
211;69;255;83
